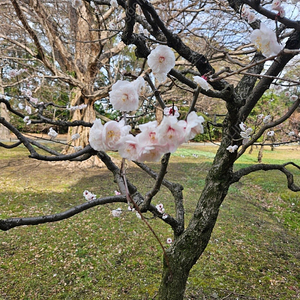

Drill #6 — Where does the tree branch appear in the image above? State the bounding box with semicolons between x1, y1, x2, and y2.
231;162;300;192
0;195;127;231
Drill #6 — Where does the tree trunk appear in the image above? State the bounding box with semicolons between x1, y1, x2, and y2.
157;141;233;299
64;88;95;153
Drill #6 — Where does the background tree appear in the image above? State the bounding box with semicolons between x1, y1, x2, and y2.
1;0;300;299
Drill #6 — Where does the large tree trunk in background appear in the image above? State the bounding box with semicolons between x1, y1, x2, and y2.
64;88;96;153
0;75;10;139
157;136;234;299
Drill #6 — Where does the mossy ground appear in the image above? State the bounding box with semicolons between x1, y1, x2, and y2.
0;143;299;299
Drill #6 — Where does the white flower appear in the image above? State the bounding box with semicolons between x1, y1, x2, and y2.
109;77;145;112
164;105;180;117
147;45;175;83
239;122;247;131
89;119;105;151
162;213;168;220
185;111;205;141
48;127;58;139
285;91;291;97
263;115;272;123
71;133;80;141
111;208;122;217
156;203;165;214
83;190;97;201
136;211;142;219
193;76;210;91
166;238;173;244
271;0;281;10
290;94;298;102
288;131;295;136
267;130;275;136
110;0;118;8
226;145;238;153
25;105;32;115
257;114;264;119
23;116;31;125
18;103;24;110
250;23;282;57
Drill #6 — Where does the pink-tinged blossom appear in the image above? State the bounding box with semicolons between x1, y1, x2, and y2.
257;114;264;119
83;190;97;201
109;77;145;112
239;122;247;131
162;213;168;220
23;116;31;125
193;76;210;91
111;208;122;217
102;119;131;151
147;45;175;83
156;203;165;214
285;91;291;97
136;144;166;163
157;116;186;153
226;145;238;153
185;111;205;141
164;105;180;117
118;135;139;161
166;238;173;244
89;119;105;151
271;0;281;10
115;190;121;195
48;127;58;139
250;23;282;57
67;104;87;111
29;97;38;105
267;130;275;137
241;6;256;23
240;125;253;145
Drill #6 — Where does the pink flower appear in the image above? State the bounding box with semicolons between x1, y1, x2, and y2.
290;94;298;102
157;116;186;153
271;0;281;11
164;106;180;117
147;45;175;83
23;116;31;125
118;135;140;161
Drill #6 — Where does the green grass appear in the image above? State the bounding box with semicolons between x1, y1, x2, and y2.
0;144;300;299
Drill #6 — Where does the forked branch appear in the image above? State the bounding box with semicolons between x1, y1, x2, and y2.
231;162;300;192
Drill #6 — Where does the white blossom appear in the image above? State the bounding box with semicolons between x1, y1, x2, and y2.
147;45;175;83
83;190;97;201
193;76;210;91
267;130;275;137
226;145;238;153
111;208;122;217
48;127;58;139
71;133;80;141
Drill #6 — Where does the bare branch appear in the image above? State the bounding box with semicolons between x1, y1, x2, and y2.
0;195;127;231
231;162;300;192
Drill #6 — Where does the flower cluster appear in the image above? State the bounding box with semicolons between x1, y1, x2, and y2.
239;122;253;145
250;23;282;57
67;104;87;111
89;111;204;162
8;68;26;78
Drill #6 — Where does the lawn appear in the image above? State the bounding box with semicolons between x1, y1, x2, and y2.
0;143;299;299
